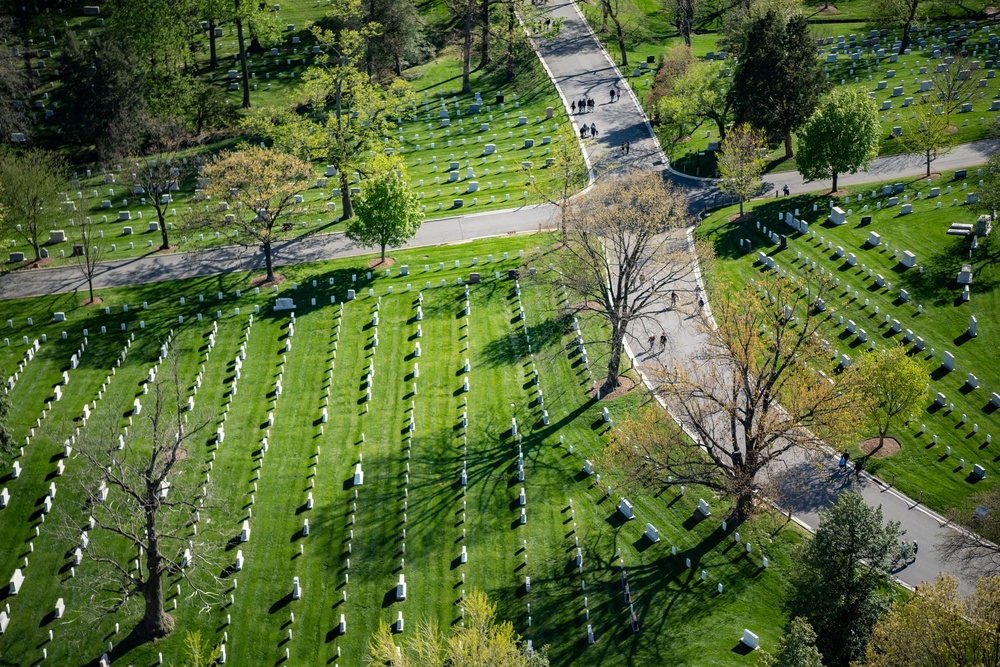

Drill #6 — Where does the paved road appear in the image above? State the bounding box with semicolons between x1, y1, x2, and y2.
0;0;991;592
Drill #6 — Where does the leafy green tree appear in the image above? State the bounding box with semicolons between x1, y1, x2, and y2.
368;589;549;666
796;88;880;192
863;573;1000;667
793;492;903;666
854;345;929;454
717;123;767;216
178;630;221;667
672;60;734;141
899;101;955;179
0;149;62;261
872;0;924;55
202;146;312;283
0;374;14;468
758;617;823;667
977;150;1000;218
347;156;423;263
731;10;826;158
58;32;148;161
367;0;429;78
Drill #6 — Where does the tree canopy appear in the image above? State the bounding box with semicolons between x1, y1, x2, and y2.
717;123;767;215
792;491;903;665
731;10;827;158
854;345;929;453
796;87;880;192
346;156;423;262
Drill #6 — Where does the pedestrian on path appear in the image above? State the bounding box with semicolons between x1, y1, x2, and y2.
621;142;626;155
610;87;616;103
670;291;678;308
580;125;588;139
588;98;594;112
783;184;790;196
572;100;576;113
839;455;847;472
625;140;630;155
913;541;918;557
590;123;598;137
659;333;667;350
855;459;863;480
648;335;655;349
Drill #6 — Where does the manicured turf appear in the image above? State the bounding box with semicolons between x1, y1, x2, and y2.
0;235;805;666
697;167;999;515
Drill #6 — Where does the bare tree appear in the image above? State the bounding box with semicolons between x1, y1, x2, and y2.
932;56;976;128
561;170;693;391
0;17;30;143
605;275;857;522
128;121;192;251
598;0;634;66
74;215;107;305
526;138;589;243
939;486;1000;576
58;352;221;640
446;0;479;93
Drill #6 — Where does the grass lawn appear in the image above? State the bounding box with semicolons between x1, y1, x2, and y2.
0;235;805;666
697;166;999;516
4;0;586;270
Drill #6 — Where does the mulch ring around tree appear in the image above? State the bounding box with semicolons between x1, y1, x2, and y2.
159;448;187;462
251;272;287;289
590;375;637;400
368;257;396;269
728;213;753;224
80;296;104;306
23;257;54;269
153;244;179;254
859;436;901;458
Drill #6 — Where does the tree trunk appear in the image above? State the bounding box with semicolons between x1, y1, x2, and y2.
209;20;218;68
601;1;609;32
731;489;753;524
380;243;386;262
158;211;169;250
462;13;473;94
739;198;744;216
31;236;40;261
339;170;353;220
142;537;174;639
613;17;627;66
235;11;251;109
605;320;625;390
783;130;793;159
262;238;275;283
832;171;838;193
480;0;490;67
715;118;727;141
926;150;932;178
87;275;94;304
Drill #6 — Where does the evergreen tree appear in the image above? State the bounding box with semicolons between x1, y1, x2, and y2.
731;10;826;158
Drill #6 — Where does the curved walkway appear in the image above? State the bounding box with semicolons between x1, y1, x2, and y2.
0;0;992;592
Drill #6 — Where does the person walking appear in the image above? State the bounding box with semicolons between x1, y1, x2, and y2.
782;184;790;196
610;87;616;103
590;122;597;137
659;333;667;350
648;335;655;349
580;125;587;139
588;98;594;112
854;459;863;480
625;140;630;155
571;100;576;113
670;291;678;308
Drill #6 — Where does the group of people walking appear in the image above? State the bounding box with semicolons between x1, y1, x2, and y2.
571;98;595;113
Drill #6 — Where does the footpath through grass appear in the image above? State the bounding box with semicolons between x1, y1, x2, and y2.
0;235;804;666
698;167;999;515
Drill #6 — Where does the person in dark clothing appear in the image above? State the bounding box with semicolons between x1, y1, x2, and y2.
580;125;587;139
625;140;630;155
855;459;863;480
610;87;616;103
659;333;667;350
590;123;597;137
571;101;576;113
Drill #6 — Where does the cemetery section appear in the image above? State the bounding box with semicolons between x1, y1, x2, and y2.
0;236;804;666
698;167;1000;514
2;0;585;269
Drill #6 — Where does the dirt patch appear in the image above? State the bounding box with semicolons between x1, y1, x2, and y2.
23;258;54;269
80;296;104;306
948;125;959;134
827;189;849;197
728;213;753;224
368;257;396;269
859;436;900;458
159;448;187;462
818;4;838;13
153;244;179;254
572;300;604;312
251;272;287;288
591;375;637;400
